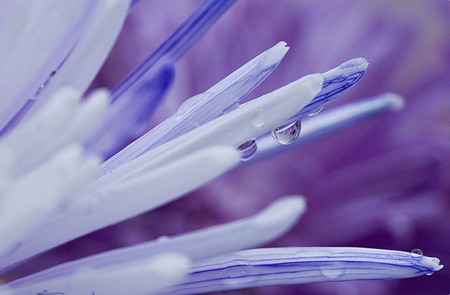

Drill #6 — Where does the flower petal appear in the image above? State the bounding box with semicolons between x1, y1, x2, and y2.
101;41;289;172
1;252;190;295
162;247;443;294
0;145;240;271
252;93;404;162
3;197;306;287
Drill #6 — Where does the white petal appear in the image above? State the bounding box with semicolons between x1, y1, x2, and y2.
1;252;190;295
0;145;240;270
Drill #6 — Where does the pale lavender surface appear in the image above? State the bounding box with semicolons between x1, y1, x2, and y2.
9;1;450;295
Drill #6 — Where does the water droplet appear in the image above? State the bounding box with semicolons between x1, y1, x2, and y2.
219;256;257;285
320;262;345;279
426;272;433;276
271;121;302;145
411;249;423;258
237;139;257;161
308;106;324;116
176;93;209;120
251;109;265;128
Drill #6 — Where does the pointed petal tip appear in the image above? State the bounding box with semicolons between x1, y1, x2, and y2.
262;41;290;67
381;92;405;110
253;195;307;228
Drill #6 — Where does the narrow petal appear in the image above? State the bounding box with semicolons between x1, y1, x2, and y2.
0;145;240;271
0;0;91;129
101;41;289;172
252;93;404;162
28;0;130;116
162;247;443;294
85;61;175;159
288;57;368;122
1;252;190;295
90;73;323;193
0;88;109;177
111;0;236;101
0;145;100;257
3;196;306;287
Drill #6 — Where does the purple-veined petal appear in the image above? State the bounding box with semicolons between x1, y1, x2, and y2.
251;93;404;163
3;197;305;287
89;73;323;192
85;61;175;159
100;41;289;173
0;145;240;272
161;247;443;294
111;0;236;102
0;252;190;295
288;57;368;122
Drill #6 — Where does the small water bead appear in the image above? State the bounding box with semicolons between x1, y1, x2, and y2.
319;262;345;279
251;109;265;128
410;248;423;258
271;120;301;145
175;93;210;120
308;106;324;117
237;139;257;161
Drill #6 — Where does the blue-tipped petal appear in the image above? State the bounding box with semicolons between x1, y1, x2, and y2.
111;0;236;102
100;42;289;173
162;247;443;294
291;57;368;121
85;61;174;159
251;93;403;163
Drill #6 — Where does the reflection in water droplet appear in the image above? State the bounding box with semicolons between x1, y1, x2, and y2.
237;140;257;161
271;121;301;145
411;248;423;258
319;262;345;279
308;106;324;116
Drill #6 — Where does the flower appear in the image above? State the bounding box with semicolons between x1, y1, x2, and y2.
0;1;447;295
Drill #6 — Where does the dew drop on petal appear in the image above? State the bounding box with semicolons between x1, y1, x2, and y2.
411;248;423;258
237;139;257;161
251;109;265;128
308;106;324;117
319;262;345;279
271;120;301;145
176;93;209;120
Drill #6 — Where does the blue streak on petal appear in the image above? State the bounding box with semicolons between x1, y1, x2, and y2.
85;61;174;159
249;93;403;164
290;57;369;121
160;247;442;294
99;42;288;174
111;0;236;103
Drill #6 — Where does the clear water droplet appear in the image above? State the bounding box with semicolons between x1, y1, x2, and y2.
237;139;257;161
176;93;209;120
411;248;423;258
308;106;324;117
251;109;265;128
271;121;302;145
319;262;345;279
